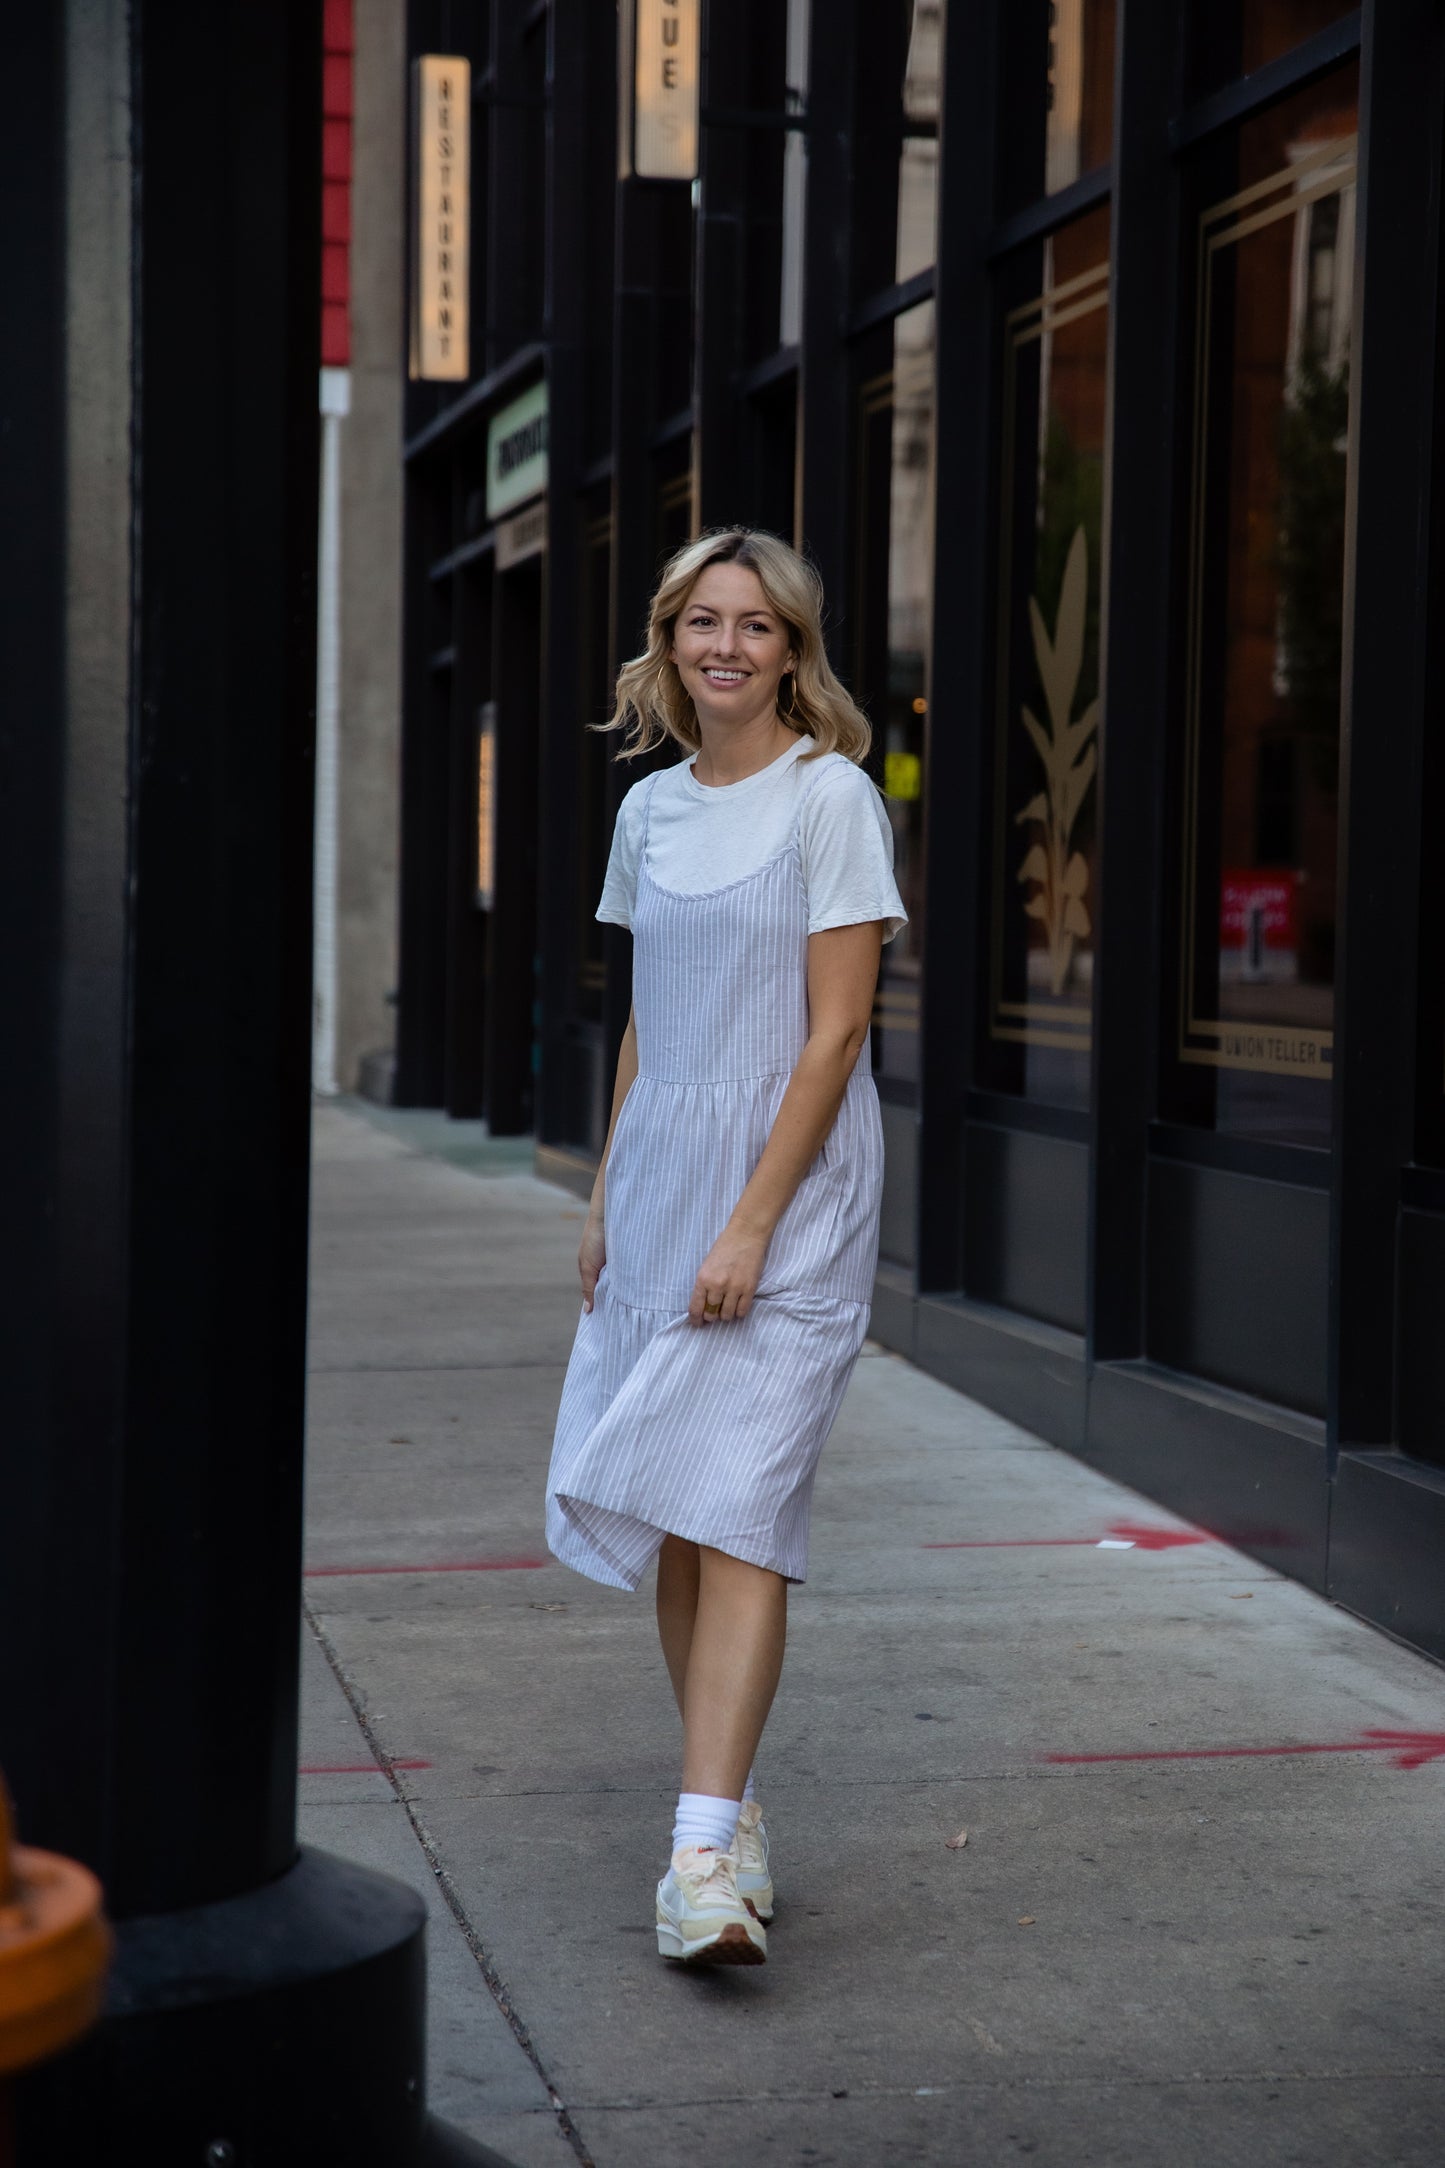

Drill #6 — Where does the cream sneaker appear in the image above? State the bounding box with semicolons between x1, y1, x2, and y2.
731;1799;774;1921
656;1844;767;1965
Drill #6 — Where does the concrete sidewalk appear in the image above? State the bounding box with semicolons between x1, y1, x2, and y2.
301;1101;1445;2168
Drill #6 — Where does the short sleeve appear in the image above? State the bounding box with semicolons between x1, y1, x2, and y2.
799;760;909;945
595;778;649;929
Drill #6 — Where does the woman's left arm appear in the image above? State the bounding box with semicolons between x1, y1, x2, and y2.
687;920;885;1325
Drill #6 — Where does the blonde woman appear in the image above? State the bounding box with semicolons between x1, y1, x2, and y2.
545;528;906;1965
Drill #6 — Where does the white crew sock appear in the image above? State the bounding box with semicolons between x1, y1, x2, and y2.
743;1767;759;1804
672;1791;742;1856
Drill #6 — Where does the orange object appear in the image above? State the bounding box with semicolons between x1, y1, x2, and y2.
0;1778;111;2079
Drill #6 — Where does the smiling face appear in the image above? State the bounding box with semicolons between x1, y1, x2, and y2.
668;561;797;733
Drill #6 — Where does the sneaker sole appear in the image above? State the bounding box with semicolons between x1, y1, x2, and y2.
740;1889;774;1923
656;1919;767;1966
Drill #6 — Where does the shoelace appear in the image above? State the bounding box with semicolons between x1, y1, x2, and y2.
677;1848;740;1898
734;1818;767;1870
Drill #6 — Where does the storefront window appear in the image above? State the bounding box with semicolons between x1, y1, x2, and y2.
1000;1;1116;211
855;298;935;1089
1190;1;1359;99
981;205;1109;1111
896;0;941;283
1169;67;1357;1146
656;463;694;562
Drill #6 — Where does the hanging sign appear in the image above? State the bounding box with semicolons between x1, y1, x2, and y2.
628;0;700;181
486;381;549;520
496;500;548;570
476;702;497;910
411;55;470;381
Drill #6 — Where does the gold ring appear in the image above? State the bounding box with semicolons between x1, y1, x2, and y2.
704;1299;722;1315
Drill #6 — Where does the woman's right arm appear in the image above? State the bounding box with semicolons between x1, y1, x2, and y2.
579;1005;638;1311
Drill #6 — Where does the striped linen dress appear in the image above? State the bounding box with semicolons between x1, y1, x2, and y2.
545;759;886;1590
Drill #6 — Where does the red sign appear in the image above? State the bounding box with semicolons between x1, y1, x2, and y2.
1220;870;1296;951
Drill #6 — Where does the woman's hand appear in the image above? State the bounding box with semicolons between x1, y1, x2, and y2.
689;1225;769;1326
579;1210;607;1313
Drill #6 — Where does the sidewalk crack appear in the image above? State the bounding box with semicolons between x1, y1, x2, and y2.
304;1601;595;2168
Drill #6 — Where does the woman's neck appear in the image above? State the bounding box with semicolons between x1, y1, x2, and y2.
691;711;800;789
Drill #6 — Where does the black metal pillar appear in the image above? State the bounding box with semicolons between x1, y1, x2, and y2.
1327;0;1443;1450
794;0;861;660
1084;0;1186;1362
914;0;997;1294
0;6;497;2159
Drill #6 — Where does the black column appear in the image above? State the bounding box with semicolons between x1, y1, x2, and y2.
0;7;487;2160
915;0;998;1294
1084;0;1186;1362
795;0;861;657
1327;0;1443;1449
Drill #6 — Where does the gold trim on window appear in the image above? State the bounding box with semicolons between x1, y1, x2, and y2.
1178;136;1356;1080
990;259;1110;1057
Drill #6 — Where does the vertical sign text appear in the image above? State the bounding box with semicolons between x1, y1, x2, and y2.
412;55;470;381
633;0;700;181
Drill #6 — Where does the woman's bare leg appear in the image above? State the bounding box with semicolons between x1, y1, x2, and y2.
656;1534;701;1715
680;1546;787;1800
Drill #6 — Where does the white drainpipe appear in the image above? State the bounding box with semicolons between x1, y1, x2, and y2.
313;364;350;1095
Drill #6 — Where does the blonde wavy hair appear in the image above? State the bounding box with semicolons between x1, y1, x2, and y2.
598;528;872;764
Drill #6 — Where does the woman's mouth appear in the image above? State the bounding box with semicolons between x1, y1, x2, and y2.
701;668;748;686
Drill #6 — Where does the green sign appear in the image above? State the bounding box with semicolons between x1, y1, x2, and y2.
486;381;548;520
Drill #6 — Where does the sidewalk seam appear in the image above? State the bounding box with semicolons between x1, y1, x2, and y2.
304;1599;595;2168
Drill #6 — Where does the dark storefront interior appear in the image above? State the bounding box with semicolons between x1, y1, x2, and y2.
395;0;1445;1662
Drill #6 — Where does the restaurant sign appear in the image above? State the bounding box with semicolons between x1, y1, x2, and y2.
628;0;700;182
411;56;470;381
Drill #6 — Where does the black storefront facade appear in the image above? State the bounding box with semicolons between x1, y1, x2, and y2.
395;0;1445;1663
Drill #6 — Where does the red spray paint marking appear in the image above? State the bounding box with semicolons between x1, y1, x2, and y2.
300;1758;432;1775
923;1520;1209;1554
305;1557;548;1577
1045;1729;1445;1772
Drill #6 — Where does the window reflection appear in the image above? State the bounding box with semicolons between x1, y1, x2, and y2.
1046;0;1116;194
855;299;935;1088
984;206;1109;1110
1172;68;1357;1145
1190;0;1359;98
897;0;941;282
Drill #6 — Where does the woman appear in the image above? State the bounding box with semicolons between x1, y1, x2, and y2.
545;528;906;1967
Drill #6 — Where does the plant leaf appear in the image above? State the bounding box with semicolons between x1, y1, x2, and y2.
1061;743;1098;837
1063;896;1091;937
1023;895;1049;921
1064;698;1100;766
1053;526;1089;724
1062;851;1090;898
1020;703;1052;771
1017;843;1049;885
1014;792;1048;827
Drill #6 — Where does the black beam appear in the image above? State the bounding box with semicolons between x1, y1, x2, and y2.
1169;10;1363;154
0;4;474;2157
1327;0;1444;1449
795;0;861;652
535;0;589;1150
1084;0;1186;1362
694;0;748;528
985;164;1112;261
914;0;998;1294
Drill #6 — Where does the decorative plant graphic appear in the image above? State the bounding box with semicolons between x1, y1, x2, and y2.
1015;524;1098;996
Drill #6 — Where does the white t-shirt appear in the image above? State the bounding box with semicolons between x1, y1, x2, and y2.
597;734;907;944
